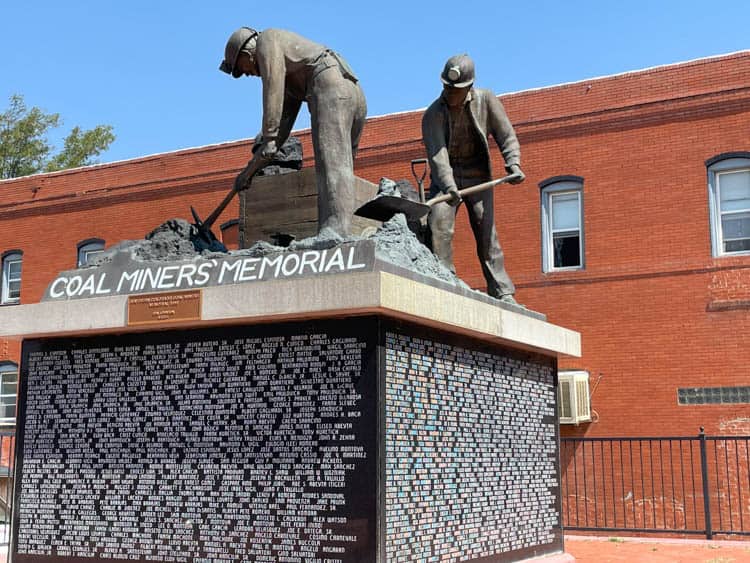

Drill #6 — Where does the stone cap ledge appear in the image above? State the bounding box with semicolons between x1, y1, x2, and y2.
0;270;580;357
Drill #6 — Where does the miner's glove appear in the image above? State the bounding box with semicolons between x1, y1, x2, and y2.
508;164;526;185
446;186;462;207
260;139;278;159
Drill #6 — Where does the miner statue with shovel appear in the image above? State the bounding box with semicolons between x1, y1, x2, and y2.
423;54;525;304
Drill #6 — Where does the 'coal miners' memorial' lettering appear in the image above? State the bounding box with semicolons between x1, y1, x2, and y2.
44;243;373;300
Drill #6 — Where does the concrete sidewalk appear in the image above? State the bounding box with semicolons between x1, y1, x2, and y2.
565;534;750;562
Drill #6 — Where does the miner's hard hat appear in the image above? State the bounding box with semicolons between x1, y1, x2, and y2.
440;54;475;88
219;27;258;78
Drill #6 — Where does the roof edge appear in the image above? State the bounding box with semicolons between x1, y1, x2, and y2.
367;50;750;120
499;49;750;99
0;138;253;184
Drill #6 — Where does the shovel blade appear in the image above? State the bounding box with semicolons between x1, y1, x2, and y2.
354;196;431;222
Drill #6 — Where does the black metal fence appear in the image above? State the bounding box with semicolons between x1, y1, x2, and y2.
0;429;745;544
0;430;14;546
560;429;750;539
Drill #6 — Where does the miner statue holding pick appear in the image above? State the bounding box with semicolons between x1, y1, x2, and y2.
422;54;526;305
220;27;367;238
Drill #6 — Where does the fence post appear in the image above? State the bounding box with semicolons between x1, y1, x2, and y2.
698;427;713;540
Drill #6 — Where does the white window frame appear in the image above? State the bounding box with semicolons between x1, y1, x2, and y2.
707;155;750;257
77;239;105;267
541;178;585;272
1;252;22;305
0;363;17;426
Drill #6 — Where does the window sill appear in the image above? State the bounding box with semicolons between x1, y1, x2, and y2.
543;267;585;274
714;251;750;259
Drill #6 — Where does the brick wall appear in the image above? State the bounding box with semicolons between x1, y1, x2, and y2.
1;51;749;441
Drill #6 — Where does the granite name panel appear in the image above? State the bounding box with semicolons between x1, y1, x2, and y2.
382;324;562;562
14;319;378;563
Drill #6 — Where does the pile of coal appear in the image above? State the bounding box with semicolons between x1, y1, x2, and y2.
371;214;468;288
89;218;224;266
253;135;303;176
373;177;429;245
374;177;420;200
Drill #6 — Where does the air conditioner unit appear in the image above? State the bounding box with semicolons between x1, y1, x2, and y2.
558;371;591;424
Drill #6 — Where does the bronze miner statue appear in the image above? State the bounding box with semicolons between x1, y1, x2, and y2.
220;27;367;237
422;54;526;304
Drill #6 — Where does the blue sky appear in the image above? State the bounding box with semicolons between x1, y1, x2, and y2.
2;1;748;164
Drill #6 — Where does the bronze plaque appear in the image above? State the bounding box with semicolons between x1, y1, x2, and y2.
127;289;202;326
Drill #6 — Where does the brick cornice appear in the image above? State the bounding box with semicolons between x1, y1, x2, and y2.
512;261;750;289
515;86;750;142
0;169;237;219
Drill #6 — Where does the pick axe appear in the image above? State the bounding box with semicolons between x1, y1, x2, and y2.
190;156;268;250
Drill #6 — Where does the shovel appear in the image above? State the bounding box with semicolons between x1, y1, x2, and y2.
190;156;268;250
355;172;522;223
410;158;428;204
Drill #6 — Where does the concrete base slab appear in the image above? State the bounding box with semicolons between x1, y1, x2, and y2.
0;268;580;358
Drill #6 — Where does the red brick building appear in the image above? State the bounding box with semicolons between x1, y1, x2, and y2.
1;51;749;441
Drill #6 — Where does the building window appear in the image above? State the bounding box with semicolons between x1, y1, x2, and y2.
678;386;750;405
77;238;105;267
1;251;22;305
540;176;584;272
0;363;16;426
707;153;750;256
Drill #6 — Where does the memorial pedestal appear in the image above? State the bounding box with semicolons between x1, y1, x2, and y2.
2;260;580;563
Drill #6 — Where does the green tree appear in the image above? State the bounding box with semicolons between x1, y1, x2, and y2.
0;94;115;179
